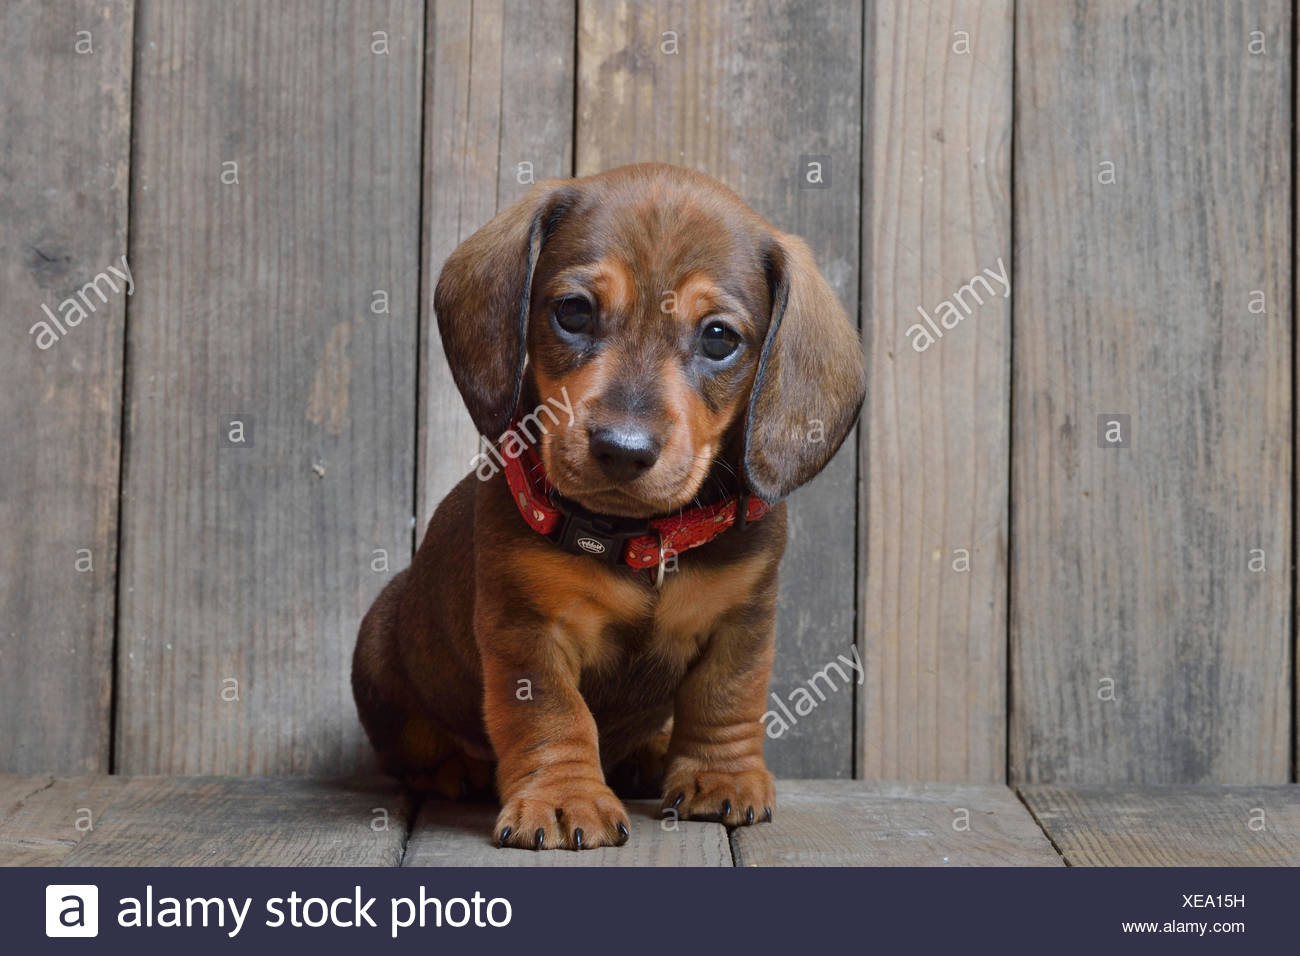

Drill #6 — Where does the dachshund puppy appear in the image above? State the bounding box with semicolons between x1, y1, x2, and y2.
353;163;865;850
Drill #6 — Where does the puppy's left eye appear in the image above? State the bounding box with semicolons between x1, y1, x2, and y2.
699;320;741;361
553;296;594;334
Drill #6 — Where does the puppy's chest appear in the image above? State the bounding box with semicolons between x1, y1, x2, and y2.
573;554;769;672
514;543;771;675
574;572;733;712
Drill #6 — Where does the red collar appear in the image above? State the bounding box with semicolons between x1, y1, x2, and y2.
501;436;768;572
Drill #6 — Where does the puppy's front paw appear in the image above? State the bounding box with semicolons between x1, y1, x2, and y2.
660;764;775;826
494;780;631;851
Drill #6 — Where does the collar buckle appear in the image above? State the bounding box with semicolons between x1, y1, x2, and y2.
547;497;649;566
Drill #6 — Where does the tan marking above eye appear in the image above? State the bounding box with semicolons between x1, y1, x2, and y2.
589;256;638;317
672;273;720;320
667;273;753;337
544;258;637;320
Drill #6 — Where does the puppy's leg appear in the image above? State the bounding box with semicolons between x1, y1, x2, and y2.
392;721;494;801
482;642;630;850
659;610;777;827
353;572;492;800
352;571;414;770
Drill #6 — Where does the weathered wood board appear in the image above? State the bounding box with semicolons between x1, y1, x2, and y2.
577;0;863;778
0;775;57;832
59;777;412;866
1020;785;1300;866
5;777;1297;866
730;780;1061;866
0;776;54;821
115;0;424;773
403;799;731;866
0;0;133;773
418;0;576;521
0;776;128;865
859;0;1012;782
1010;1;1292;782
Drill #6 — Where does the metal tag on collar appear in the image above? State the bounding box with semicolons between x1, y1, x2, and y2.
654;531;667;589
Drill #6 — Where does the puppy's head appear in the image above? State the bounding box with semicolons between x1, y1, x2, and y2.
435;163;865;518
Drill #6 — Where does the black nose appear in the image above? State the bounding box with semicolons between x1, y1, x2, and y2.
589;424;661;482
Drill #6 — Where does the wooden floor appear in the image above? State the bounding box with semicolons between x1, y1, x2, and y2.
2;776;1297;867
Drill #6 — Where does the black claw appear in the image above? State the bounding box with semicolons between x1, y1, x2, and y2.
617;821;629;844
746;806;755;825
721;799;732;819
573;827;584;850
498;826;512;846
763;806;772;822
534;827;545;850
673;792;685;809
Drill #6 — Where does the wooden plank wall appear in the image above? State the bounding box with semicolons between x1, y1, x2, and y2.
0;0;133;772
0;0;1296;784
115;0;423;773
418;0;575;519
579;0;863;777
1011;0;1293;783
859;0;1012;781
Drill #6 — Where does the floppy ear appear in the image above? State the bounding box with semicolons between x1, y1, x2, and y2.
434;181;575;439
742;232;867;501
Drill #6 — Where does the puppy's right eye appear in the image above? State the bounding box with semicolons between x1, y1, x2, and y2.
553;296;593;334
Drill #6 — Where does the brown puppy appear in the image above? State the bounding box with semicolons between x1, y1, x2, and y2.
352;163;865;850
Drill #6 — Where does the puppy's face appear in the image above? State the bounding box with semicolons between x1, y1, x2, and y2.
526;188;772;517
435;163;867;515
